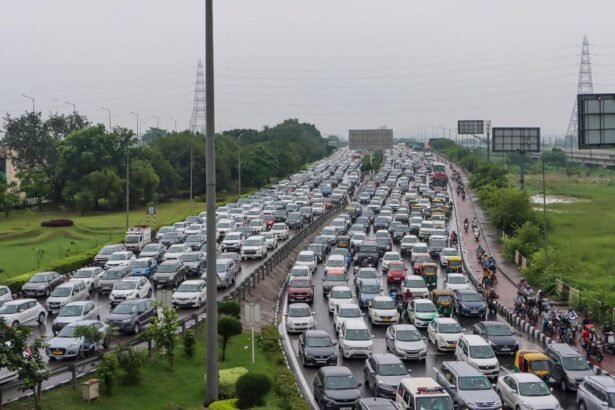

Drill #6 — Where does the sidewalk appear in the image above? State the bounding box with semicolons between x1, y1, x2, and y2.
443;161;615;372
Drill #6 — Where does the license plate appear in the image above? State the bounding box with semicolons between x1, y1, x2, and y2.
316;360;326;364
341;407;351;410
501;347;510;351
383;318;391;322
51;350;63;356
472;310;478;313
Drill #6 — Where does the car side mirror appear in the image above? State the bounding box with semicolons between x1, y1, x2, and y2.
284;313;288;316
357;383;362;387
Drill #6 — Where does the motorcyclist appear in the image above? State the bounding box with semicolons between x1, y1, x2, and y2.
403;288;413;305
450;231;458;245
464;218;469;232
565;306;578;321
518;279;529;289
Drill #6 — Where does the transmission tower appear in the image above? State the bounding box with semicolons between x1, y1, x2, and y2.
565;35;594;151
189;59;207;134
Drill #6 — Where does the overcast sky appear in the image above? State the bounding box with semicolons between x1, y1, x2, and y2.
2;0;615;139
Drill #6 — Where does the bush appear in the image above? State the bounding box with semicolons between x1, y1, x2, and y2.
46;249;99;274
218;315;242;361
116;345;147;384
216;367;248;399
260;325;279;353
40;219;74;227
218;300;241;318
208;399;238;410
183;330;196;358
97;353;120;395
4;272;32;293
236;373;272;409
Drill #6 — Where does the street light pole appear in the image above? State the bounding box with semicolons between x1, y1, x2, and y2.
170;118;177;132
542;155;548;268
152;115;160;128
204;0;218;404
22;94;35;112
130;112;139;141
238;134;242;196
101;107;112;131
64;101;76;114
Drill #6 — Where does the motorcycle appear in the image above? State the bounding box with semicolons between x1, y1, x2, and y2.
461;191;466;201
603;331;615;354
528;306;539;326
450;237;458;247
464;222;469;233
560;327;575;345
487;297;498;316
586;339;604;362
542;316;554;337
473;229;480;241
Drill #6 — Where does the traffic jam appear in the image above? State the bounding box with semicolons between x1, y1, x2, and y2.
0;149;352;392
282;146;599;410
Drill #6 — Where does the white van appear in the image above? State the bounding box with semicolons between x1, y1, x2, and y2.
455;334;499;380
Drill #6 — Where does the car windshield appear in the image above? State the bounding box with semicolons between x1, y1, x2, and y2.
99;246;117;255
439;323;462;333
404;278;425;288
402;238;416;245
290;279;311;288
217;222;231;228
103;270;124;279
330;289;352;299
112;304;138;314
378;363;407;376
518;381;551;397
361;284;380;294
344;328;370;341
157;264;177;273
416;397;453;410
51;287;71;297
57;326;83;338
442;249;457;257
360;245;378;253
109;253;127;261
325;375;357;390
0;304;19;314
461;293;482;303
327;259;344;267
298;254;314;262
485;325;512;336
415;255;432;263
142;244;159;252
458;376;491;390
469;345;495;359
306;336;332;347
359;269;377;278
162;232;179;240
373;300;395;310
245;239;262;246
181;254;200;262
291;268;309;277
338;307;361;318
133;260;151;268
30;274;49;283
384;254;399;261
168;245;184;253
323;228;336;235
73;270;93;278
186;236;202;243
431;239;446;246
376;238;389;246
414;245;428;253
389;262;404;271
177;283;202;293
415;302;436;313
216;263;230;273
562;356;590;371
115;281;137;290
396;329;422;341
58;305;84;317
125;235;139;243
289;307;311;317
326;274;346;282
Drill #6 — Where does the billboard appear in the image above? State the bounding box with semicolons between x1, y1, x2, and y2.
492;127;540;152
348;129;393;151
458;120;484;135
577;94;615;149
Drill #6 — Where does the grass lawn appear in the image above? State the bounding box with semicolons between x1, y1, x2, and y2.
0;200;208;280
7;326;282;410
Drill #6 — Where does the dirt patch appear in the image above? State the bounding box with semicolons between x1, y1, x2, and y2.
530;194;590;205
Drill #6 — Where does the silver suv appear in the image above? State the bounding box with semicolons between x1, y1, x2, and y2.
435;361;502;410
577;375;615;410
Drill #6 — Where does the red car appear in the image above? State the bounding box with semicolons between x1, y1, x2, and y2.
323;198;334;209
287;278;314;304
387;261;406;284
263;215;275;230
413;253;432;275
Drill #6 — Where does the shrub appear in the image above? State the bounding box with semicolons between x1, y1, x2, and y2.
116;345;147;384
218;315;242;361
46;249;99;274
236;373;271;409
215;367;248;399
40;219;74;227
218;300;241;318
4;272;32;293
97;353;120;395
208;399;238;410
260;325;279;353
183;330;196;358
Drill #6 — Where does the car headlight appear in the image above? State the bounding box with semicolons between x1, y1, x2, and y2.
521;402;533;410
342;343;351;351
190;296;198;301
68;342;80;349
122;319;132;323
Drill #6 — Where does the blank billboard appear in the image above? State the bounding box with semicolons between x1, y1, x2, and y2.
578;94;615;149
348;129;393;151
458;120;484;135
492;128;540;152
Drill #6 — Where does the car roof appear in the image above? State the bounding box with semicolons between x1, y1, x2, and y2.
371;353;403;365
331;285;351;291
120;277;143;282
372;295;393;302
288;303;310;310
482;321;508;328
56;282;80;288
344;319;368;329
587;375;615;390
65;320;101;327
461;334;489;345
457;289;478;294
5;298;37;305
433;317;459;325
320;366;353;376
360;278;380;285
305;329;330;338
414;299;433;304
508;373;543;382
443;361;482;376
64;301;94;306
135;257;155;261
181;279;206;285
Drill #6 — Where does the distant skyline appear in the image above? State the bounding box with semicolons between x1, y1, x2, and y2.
2;0;615;138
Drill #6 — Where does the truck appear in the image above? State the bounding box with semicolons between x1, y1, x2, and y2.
124;225;152;253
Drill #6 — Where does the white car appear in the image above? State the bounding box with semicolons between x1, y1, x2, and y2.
271;223;289;240
51;300;100;334
312;203;324;215
262;232;278;249
69;267;104;292
109;277;152;307
427;317;464;351
382;252;403;272
445;273;470;291
46;281;89;314
401;275;429;299
241;235;267;260
164;243;192;260
497;373;562;410
333;303;363;333
0;286;13;305
410;243;428;263
328;286;354;313
289;265;311;280
248;219;266;234
0;299;46;327
172;279;207;309
321;226;337;244
350;232;367;249
324;254;346;275
368;295;400;325
216;219;236;238
400;235;418;256
285;303;315;333
221;232;244;252
104;251;136;269
455;335;499;379
296;251;317;273
439;248;460;267
184;223;203;236
339;319;373;359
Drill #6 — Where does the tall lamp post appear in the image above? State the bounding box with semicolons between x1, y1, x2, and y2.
127;112;139;230
170;118;177;132
64;101;76;114
238;134;242;196
101;107;112;131
22;94;35;112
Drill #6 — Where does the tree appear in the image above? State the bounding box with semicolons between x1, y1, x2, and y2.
218;315;242;361
241;144;279;188
141;127;168;145
18;169;51;209
97;353;120;395
218;301;241;318
142;305;179;369
543;148;567;168
0;174;20;217
129;159;160;205
236;373;272;408
73;323;114;356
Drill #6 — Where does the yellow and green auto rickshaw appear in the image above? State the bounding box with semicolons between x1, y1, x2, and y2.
514;350;552;382
431;289;454;317
422;262;438;287
446;256;463;273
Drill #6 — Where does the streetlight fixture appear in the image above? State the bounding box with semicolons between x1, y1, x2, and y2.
101;107;112;131
170;118;177;132
130;112;140;140
64;101;76;114
237;134;243;196
22;94;35;112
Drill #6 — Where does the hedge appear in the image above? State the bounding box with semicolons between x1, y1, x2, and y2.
41;219;74;227
216;367;248;400
208;399;238;410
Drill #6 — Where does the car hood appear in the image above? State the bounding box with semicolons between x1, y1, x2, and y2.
111;289;137;297
514;394;559;407
106;312;137;322
403;286;429;295
132;267;152;273
47;296;70;304
288;287;312;294
486;334;516;346
414;311;439;319
139;251;159;258
372;308;398;316
446;283;469;291
106;260;127;266
287;316;313;325
53;316;84;326
457;388;500;405
154;272;176;279
376;375;406;389
458;301;485;309
359;293;378;302
173;291;201;298
304;346;336;357
23;282;48;290
182;261;200;267
222;239;240;244
388;270;405;276
436;332;463;342
48;336;83;349
324;388;361;402
566;369;594;380
164;252;183;259
394;340;425;351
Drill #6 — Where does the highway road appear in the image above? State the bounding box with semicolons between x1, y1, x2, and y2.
282;165;580;409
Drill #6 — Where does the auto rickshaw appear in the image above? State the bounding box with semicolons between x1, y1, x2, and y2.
431;289;454;317
336;235;351;249
513;350;552;382
422;262;438;287
446;256;463;273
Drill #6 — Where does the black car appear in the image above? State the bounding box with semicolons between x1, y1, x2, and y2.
453;289;487;318
21;271;64;298
472;321;519;355
159;231;184;247
355;241;379;268
105;298;157;334
273;209;287;222
314;235;332;254
373;217;390;232
299;330;338;367
179;251;207;277
391;224;410;242
184;234;206;251
356;398;397;410
287;212;304;229
308;243;325;263
313;366;362;410
139;243;166;262
375;237;392;256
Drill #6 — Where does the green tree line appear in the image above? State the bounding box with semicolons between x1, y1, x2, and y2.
1;113;327;214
